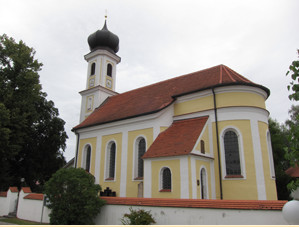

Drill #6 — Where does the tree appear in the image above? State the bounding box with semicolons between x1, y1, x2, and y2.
269;118;292;200
284;105;299;191
44;168;105;225
0;34;67;191
285;50;299;191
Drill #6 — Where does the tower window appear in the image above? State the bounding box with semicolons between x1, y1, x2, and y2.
160;167;171;191
224;130;241;176
107;63;112;77
90;63;96;76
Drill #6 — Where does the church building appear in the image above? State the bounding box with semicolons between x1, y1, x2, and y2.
72;19;277;200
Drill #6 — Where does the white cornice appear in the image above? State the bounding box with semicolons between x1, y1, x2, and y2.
75;104;174;134
84;49;121;63
79;85;118;96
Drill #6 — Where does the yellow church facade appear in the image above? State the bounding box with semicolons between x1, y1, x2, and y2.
72;20;277;200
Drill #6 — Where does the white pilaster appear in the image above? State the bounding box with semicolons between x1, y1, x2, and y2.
143;160;152;198
250;119;267;200
119;131;128;197
180;156;190;199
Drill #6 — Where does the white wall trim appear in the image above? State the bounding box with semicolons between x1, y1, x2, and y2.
143;159;152;198
95;135;102;184
250;119;267;200
120;131;128;197
180;156;190;199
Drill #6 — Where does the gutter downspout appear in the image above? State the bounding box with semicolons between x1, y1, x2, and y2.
74;132;80;168
212;88;223;200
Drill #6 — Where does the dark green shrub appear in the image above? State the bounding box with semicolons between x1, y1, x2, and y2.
121;207;156;225
44;168;105;224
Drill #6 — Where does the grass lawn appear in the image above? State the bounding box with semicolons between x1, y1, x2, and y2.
0;217;48;225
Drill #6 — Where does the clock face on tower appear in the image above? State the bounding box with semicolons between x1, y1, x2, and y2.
106;79;112;88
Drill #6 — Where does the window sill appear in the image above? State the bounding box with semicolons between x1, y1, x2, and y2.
105;177;115;181
134;177;143;181
159;189;171;192
225;175;243;179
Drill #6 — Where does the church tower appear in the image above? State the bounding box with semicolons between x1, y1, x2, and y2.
79;18;121;123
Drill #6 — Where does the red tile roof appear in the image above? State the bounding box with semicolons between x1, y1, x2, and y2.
22;187;32;193
143;116;208;158
285;165;299;177
24;193;44;201
102;197;287;210
0;191;7;197
9;187;18;193
73;65;269;130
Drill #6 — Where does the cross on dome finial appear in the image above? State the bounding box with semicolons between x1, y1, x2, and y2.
105;9;107;20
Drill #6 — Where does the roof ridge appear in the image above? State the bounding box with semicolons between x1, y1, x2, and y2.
223;65;252;83
222;65;236;82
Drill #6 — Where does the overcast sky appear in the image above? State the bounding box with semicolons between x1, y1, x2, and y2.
1;0;298;162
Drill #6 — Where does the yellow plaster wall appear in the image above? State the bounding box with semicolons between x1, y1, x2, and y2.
174;92;266;116
174;95;213;116
126;128;154;197
258;121;278;200
216;92;266;109
195;160;212;199
151;159;181;198
213;120;258;200
77;137;97;176
195;125;210;154
99;133;122;196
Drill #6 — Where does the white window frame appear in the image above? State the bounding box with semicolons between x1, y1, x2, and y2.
220;126;246;179
159;167;172;191
104;140;117;181
132;136;147;180
200;166;209;199
82;144;92;172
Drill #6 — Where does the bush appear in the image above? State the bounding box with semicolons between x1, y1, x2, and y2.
121;207;156;225
44;168;105;224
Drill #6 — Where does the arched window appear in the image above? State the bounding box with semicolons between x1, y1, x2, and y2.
200;140;205;154
224;130;241;176
161;167;171;191
90;63;96;76
137;138;146;178
107;63;112;77
200;168;208;199
106;142;116;180
83;145;91;172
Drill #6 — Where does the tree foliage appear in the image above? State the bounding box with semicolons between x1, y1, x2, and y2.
0;34;67;191
285;50;299;191
287;50;299;101
44;168;105;225
269;118;292;200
